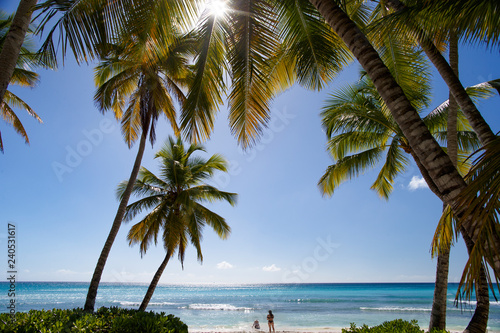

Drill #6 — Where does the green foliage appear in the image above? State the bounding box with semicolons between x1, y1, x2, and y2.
341;319;449;333
0;307;188;333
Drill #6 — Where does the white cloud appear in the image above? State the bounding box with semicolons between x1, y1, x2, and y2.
262;264;281;272
408;176;428;191
56;269;78;275
216;261;234;269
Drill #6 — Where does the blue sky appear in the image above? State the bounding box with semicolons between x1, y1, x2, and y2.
1;1;500;285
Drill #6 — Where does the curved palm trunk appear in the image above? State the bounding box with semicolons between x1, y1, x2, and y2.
461;228;490;333
385;0;496;146
0;0;37;105
84;115;152;312
430;34;458;331
309;0;500;278
139;250;173;311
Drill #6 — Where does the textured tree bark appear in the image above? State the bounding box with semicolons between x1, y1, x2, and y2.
84;114;151;312
429;245;450;330
461;228;490;333
0;0;37;105
429;34;458;332
385;0;496;146
309;0;500;280
139;250;173;311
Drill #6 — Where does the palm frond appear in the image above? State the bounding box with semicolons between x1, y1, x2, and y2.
431;205;457;258
9;68;39;87
275;0;352;90
0;101;29;145
319;147;385;197
226;0;279;148
371;137;410;199
193;201;231;239
2;90;42;123
181;10;227;143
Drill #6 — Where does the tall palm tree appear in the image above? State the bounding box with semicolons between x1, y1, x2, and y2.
0;12;49;152
318;70;496;333
307;0;500;298
83;16;195;311
182;0;500;295
118;136;237;311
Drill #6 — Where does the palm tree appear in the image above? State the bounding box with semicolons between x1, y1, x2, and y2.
318;74;480;200
375;0;496;147
320;68;499;333
181;0;368;146
0;12;49;152
307;0;500;299
118;136;237;311
0;0;203;104
0;0;37;105
83;16;195;311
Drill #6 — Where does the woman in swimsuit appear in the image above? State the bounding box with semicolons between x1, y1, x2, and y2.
267;310;275;333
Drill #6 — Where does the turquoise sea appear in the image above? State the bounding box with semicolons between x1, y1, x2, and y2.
1;282;499;332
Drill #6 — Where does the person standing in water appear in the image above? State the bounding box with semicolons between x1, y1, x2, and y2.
267;310;275;333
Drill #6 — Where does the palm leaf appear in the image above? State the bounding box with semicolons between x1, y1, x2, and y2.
371;136;410;199
181;10;227;143
225;0;278;148
275;0;352;90
318;147;385;197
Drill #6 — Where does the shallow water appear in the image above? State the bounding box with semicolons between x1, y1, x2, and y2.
1;282;499;332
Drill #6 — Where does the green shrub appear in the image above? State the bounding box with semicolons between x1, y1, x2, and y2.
0;307;188;333
342;319;450;333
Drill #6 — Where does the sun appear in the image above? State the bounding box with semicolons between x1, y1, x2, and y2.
207;0;228;17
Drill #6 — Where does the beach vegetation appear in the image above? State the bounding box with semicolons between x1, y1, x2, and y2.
0;307;188;333
342;319;449;333
119;136;237;311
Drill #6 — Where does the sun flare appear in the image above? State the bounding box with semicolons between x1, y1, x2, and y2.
207;0;228;17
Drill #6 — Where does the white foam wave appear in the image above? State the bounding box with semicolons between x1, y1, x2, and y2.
448;299;500;307
115;301;176;306
183;303;253;312
360;306;431;312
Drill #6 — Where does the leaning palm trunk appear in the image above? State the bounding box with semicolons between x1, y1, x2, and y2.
309;0;500;277
139;250;173;311
0;0;37;105
84;115;152;312
385;0;496;146
461;229;490;333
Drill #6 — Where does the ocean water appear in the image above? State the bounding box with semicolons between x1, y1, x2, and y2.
1;282;499;332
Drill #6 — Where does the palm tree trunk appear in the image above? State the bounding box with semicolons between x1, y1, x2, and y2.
84;115;151;312
309;0;500;278
309;0;460;197
385;0;496;146
447;34;459;166
461;228;490;333
430;244;450;330
139;250;173;311
429;34;458;331
0;0;37;105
